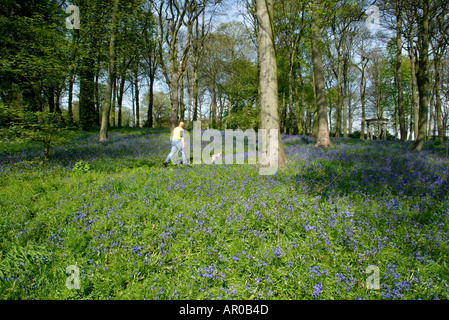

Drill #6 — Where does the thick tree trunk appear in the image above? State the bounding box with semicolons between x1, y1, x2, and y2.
410;0;429;151
311;0;331;147
256;0;286;169
99;0;119;141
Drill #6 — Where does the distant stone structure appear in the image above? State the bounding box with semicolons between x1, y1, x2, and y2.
366;118;388;140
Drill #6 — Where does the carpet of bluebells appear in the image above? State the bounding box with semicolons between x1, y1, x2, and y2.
1;128;449;300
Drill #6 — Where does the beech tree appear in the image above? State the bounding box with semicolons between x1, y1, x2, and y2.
256;0;286;168
310;0;331;147
408;0;430;151
99;0;119;142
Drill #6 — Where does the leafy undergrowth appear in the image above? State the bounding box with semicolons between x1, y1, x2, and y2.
1;129;448;300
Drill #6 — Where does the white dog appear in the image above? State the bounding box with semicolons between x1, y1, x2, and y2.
211;152;222;164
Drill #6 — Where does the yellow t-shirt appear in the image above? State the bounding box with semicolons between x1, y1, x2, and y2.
172;126;184;141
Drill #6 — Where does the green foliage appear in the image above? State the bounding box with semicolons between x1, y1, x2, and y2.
73;160;92;173
227;106;259;130
141;92;171;127
0;103;73;161
0;0;69;110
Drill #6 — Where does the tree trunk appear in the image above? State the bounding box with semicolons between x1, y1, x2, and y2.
95;54;101;125
281;93;286;134
408;112;414;141
111;77;117;127
428;85;434;139
311;71;318;138
288;46;294;135
297;63;305;134
135;68;140;128
99;0;119;141
170;72;180;131
256;0;286;169
79;55;96;130
434;55;443;140
218;91;224;124
68;71;74;123
410;0;429;151
210;75;217;128
311;0;331;147
396;5;406;142
55;89;62;114
312;109;319;139
180;72;185;122
192;66;199;121
147;75;154;128
336;57;342;138
44;141;50;162
348;87;352;136
187;67;192;124
118;73;125;128
343;60;348;138
131;78;135;127
409;36;419;140
360;61;366;140
48;88;55;113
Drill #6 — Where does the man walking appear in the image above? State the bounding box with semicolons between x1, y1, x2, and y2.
164;122;188;167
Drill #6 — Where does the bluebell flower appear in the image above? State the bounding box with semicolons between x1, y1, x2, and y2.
312;282;323;298
273;247;283;258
